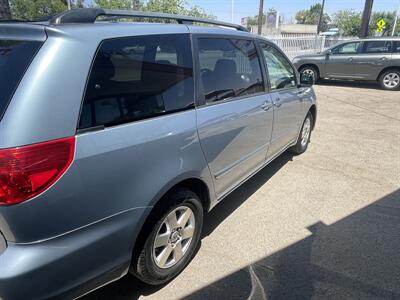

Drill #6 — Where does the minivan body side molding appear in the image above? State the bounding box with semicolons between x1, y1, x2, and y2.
217;140;296;202
214;142;270;180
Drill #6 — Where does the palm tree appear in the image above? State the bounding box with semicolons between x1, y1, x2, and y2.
0;0;11;20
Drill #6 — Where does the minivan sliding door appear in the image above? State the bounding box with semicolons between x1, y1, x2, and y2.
194;36;273;198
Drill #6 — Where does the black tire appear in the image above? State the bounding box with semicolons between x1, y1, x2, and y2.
130;188;203;285
299;65;319;84
378;69;400;91
291;112;313;155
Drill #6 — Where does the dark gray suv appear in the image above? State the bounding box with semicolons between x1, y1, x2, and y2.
0;8;316;299
293;38;400;90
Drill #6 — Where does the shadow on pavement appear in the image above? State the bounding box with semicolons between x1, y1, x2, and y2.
202;152;294;239
317;79;381;90
185;189;400;300
82;153;294;300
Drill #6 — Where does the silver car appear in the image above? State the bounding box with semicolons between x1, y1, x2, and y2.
0;8;316;299
293;38;400;90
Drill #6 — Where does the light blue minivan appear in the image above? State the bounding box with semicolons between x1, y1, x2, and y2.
0;8;316;299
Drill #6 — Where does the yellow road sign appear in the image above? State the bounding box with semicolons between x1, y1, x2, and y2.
377;19;386;32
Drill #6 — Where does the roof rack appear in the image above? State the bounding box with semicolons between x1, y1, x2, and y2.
50;8;249;32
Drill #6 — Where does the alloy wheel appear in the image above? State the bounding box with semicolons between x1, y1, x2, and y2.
383;73;400;89
302;69;316;82
301;117;311;148
152;206;196;269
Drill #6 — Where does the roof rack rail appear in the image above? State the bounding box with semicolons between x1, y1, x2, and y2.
50;8;249;32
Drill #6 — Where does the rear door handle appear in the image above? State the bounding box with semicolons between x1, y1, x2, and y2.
261;101;273;111
273;98;282;108
348;57;354;62
380;57;388;61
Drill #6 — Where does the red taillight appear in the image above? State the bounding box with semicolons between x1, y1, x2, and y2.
0;137;75;205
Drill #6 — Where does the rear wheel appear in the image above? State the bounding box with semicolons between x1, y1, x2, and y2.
291;112;313;155
379;70;400;90
299;66;319;84
131;188;203;285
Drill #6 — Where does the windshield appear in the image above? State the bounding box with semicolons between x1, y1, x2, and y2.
0;39;42;119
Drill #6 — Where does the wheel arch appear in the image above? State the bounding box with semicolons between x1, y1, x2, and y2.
308;104;317;130
377;66;400;81
151;176;212;213
130;176;211;266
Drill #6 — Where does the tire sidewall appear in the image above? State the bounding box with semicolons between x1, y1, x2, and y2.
136;189;203;284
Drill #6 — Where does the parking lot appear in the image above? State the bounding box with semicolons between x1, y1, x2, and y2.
84;82;400;300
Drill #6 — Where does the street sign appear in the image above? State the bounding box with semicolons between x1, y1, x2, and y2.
377;19;386;32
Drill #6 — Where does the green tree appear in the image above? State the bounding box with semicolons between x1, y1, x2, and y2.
8;0;214;22
333;10;362;36
182;4;214;19
93;0;134;10
369;11;398;35
143;0;184;14
295;3;330;31
245;14;266;26
92;0;214;19
10;0;66;20
334;10;400;36
71;0;85;9
143;0;213;19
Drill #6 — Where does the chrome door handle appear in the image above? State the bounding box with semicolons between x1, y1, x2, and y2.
261;101;273;111
273;99;282;108
348;57;354;61
380;57;388;61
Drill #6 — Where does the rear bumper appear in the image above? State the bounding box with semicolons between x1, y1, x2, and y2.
0;207;150;300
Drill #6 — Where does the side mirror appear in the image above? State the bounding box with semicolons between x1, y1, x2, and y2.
299;72;314;87
326;49;332;56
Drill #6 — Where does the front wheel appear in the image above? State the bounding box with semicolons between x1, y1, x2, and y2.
291;112;313;155
299;66;319;84
379;70;400;90
130;188;203;285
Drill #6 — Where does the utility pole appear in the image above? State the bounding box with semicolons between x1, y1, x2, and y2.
257;0;264;35
359;0;374;38
0;0;11;20
317;0;325;34
132;0;140;10
392;0;399;36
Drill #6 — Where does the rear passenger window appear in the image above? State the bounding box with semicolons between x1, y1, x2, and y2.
362;41;391;53
0;40;42;119
79;34;194;129
197;38;264;103
393;41;400;53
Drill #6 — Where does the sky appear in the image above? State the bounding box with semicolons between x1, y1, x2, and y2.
185;0;400;24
